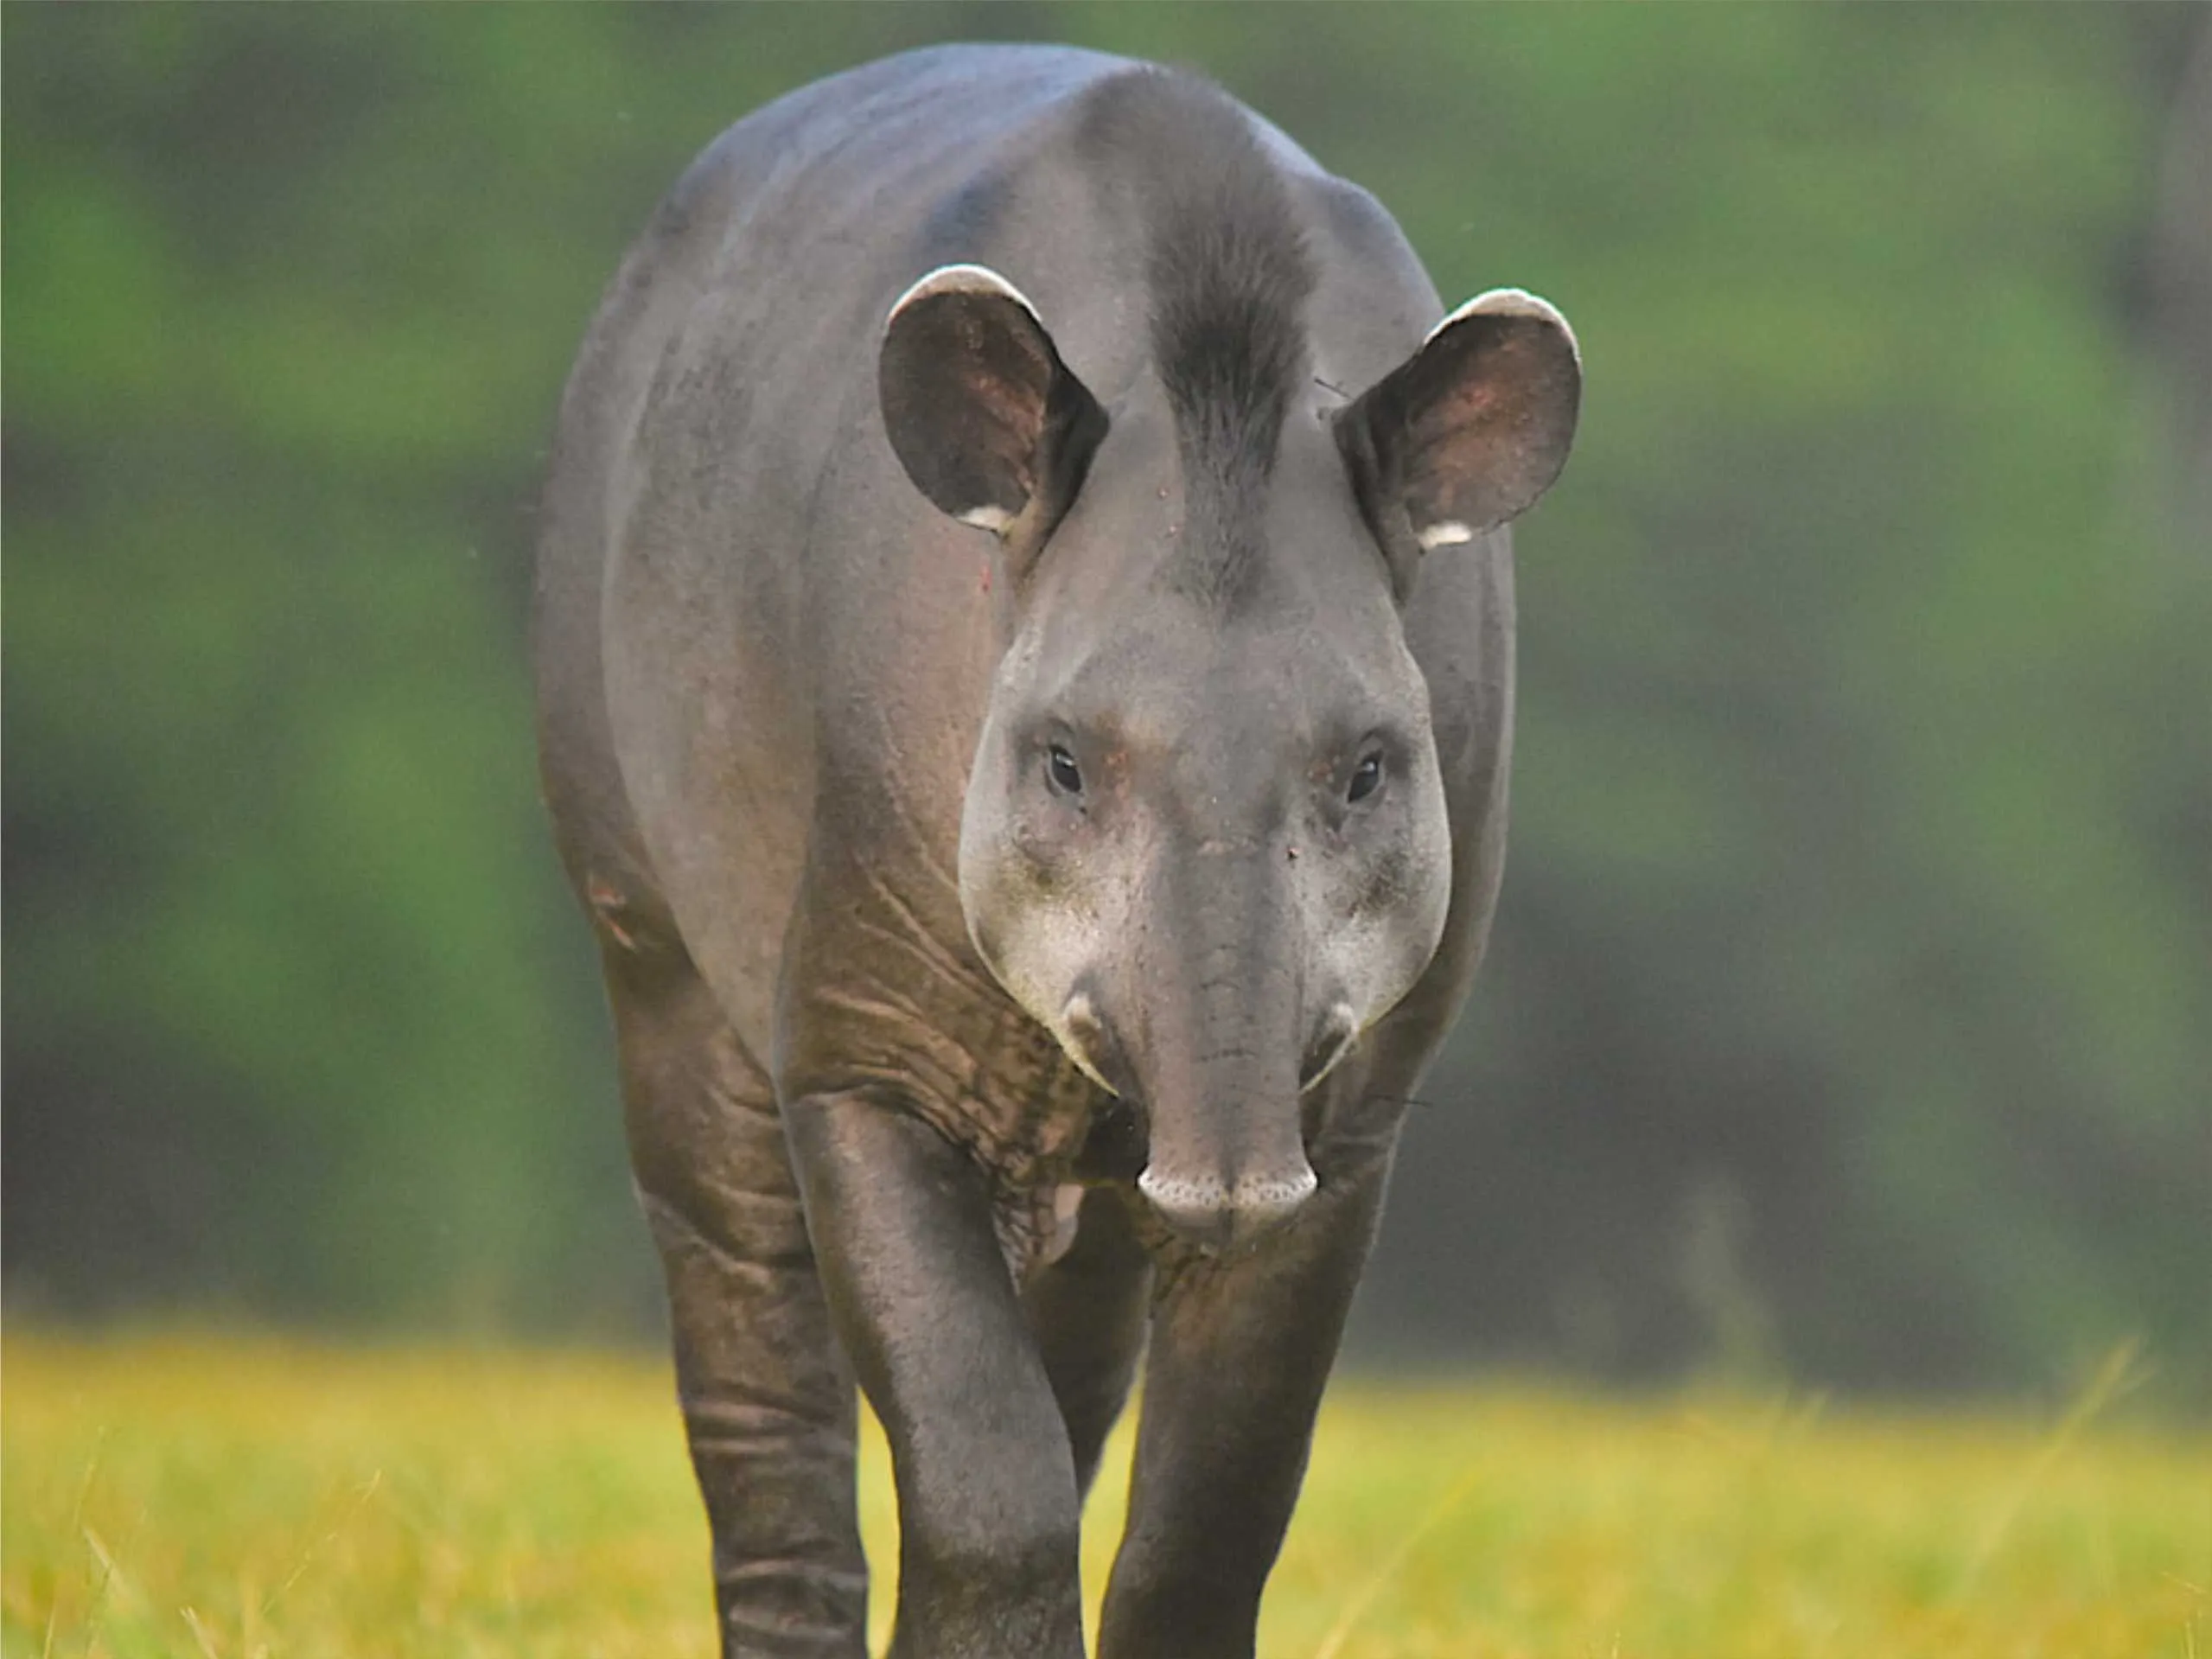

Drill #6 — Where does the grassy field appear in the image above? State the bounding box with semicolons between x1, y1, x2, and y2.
4;1332;2206;1658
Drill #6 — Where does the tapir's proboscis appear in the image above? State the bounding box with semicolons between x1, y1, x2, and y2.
534;44;1578;1659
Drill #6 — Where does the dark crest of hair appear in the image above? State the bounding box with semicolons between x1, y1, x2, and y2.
1078;69;1317;603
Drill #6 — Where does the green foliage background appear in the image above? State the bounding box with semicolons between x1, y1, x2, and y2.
6;4;2207;1398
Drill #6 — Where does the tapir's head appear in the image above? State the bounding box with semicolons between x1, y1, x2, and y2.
879;207;1578;1251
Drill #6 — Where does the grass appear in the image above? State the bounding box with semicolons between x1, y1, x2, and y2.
4;1331;2207;1658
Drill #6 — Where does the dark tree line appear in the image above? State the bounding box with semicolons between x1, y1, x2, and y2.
6;3;2207;1401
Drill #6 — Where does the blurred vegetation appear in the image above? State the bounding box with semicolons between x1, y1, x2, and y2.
5;6;2208;1398
8;1333;2207;1656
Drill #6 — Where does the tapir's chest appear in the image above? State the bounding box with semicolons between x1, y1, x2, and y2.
771;852;1112;1259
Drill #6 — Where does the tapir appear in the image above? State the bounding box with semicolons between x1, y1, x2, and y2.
533;42;1578;1659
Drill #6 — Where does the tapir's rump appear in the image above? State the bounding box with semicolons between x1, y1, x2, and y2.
533;43;1577;1658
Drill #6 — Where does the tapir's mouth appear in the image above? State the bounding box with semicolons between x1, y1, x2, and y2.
1070;1097;1149;1185
1068;1088;1325;1253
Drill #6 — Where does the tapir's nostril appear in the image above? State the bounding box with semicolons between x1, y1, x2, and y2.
1138;1163;1318;1250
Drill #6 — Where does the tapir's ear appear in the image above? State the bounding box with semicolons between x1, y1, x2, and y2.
1337;288;1580;558
879;264;1107;545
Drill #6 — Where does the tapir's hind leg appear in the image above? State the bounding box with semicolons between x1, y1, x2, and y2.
602;935;868;1659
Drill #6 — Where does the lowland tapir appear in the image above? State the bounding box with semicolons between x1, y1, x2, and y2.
534;43;1578;1659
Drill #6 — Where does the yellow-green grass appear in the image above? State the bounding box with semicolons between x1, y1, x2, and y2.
5;1332;2206;1658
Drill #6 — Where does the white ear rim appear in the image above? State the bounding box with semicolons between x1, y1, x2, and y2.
886;262;1044;329
1425;286;1581;369
1415;520;1477;551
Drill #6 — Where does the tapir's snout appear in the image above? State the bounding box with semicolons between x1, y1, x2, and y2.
1138;1160;1317;1250
1064;959;1321;1250
1055;842;1337;1252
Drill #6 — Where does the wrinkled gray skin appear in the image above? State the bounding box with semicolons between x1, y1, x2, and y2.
535;44;1578;1659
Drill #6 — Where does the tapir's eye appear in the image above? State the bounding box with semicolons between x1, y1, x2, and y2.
1047;742;1085;797
1347;752;1385;805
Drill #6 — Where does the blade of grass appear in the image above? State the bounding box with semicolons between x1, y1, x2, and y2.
1950;1337;2146;1601
258;1471;382;1618
78;1528;124;1658
43;1428;110;1659
1310;1460;1488;1659
181;1605;222;1659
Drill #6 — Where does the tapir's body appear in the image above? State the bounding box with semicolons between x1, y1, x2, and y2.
535;44;1577;1659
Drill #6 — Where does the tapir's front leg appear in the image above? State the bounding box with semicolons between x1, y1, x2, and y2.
1098;1117;1401;1659
783;1092;1087;1659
